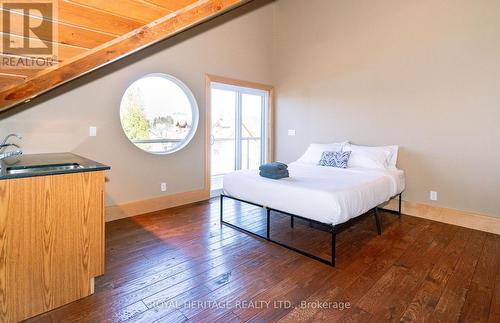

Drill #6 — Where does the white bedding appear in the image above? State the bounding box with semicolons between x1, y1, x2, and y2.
223;162;405;225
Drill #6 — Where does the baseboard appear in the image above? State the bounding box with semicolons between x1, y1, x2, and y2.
105;188;209;222
384;199;500;235
105;190;499;235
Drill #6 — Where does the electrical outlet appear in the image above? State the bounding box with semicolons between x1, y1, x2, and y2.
288;129;296;136
89;126;97;137
430;191;438;201
160;182;167;192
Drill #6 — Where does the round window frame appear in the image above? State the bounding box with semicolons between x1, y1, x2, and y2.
119;73;200;155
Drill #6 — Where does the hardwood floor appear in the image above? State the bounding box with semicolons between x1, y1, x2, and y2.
26;198;500;322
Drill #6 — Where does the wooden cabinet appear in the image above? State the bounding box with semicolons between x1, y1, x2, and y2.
0;171;105;322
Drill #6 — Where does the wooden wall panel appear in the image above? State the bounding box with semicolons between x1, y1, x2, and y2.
0;171;105;322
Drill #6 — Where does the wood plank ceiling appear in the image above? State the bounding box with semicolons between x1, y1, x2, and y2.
0;0;249;112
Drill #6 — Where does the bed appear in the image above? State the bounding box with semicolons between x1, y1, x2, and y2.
224;162;405;225
220;143;406;267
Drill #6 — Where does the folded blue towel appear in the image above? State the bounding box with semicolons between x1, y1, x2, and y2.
259;162;288;172
263;169;288;175
260;169;289;180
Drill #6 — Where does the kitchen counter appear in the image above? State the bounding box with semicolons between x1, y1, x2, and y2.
0;152;110;321
0;152;110;180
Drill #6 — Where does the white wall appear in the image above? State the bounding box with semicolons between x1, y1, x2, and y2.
272;0;500;217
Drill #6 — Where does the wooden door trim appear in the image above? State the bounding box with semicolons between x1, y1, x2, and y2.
205;74;275;194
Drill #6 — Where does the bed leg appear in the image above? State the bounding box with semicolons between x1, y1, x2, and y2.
331;225;336;267
374;207;382;235
220;194;224;223
266;208;271;240
398;193;402;218
291;215;294;228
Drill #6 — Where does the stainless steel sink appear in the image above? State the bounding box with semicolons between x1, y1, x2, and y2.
6;163;83;175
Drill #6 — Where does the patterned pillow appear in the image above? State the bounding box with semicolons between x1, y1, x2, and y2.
318;151;351;168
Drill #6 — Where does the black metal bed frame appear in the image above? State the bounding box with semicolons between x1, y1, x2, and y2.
220;193;402;267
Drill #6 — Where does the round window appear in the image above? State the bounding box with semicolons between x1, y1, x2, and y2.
119;73;199;154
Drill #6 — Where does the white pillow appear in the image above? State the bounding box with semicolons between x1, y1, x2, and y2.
296;142;348;164
343;144;398;169
384;145;399;169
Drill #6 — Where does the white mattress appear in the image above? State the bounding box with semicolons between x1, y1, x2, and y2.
223;162;405;225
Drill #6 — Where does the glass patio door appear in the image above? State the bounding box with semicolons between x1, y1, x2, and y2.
210;82;268;189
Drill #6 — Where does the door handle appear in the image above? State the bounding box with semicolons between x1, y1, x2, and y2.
210;135;215;146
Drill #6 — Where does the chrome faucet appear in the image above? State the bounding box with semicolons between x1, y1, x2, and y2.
0;134;23;169
0;134;22;149
0;149;23;161
0;142;20;150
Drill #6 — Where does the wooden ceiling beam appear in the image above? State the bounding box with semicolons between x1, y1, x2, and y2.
0;0;251;112
0;76;24;92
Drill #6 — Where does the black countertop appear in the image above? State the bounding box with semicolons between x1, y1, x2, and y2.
0;153;110;180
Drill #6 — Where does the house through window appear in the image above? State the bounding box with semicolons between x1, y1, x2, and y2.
210;81;271;192
119;73;199;154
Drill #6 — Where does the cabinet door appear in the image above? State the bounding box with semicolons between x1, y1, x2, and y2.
0;171;105;322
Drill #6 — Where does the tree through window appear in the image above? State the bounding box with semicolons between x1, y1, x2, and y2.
120;74;199;154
